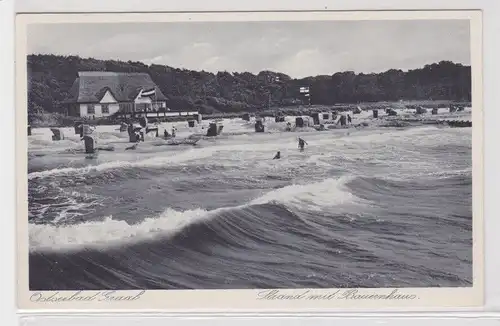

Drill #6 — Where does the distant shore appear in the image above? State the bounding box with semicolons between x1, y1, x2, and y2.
29;100;471;129
202;100;471;120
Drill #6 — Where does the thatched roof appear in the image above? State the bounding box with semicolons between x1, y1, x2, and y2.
67;71;168;103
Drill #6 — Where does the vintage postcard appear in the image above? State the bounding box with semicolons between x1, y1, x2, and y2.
16;10;483;312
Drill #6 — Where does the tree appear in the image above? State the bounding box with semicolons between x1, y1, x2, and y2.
26;54;471;114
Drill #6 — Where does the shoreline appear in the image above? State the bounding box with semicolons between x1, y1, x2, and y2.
29;100;471;129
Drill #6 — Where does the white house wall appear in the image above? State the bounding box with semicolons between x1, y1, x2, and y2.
134;96;167;111
79;103;120;118
99;91;120;116
100;90;117;104
77;90;120;117
134;97;152;105
105;104;120;116
76;91;168;117
79;104;87;117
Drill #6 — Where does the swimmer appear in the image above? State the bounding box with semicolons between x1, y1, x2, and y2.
298;137;308;151
125;143;138;151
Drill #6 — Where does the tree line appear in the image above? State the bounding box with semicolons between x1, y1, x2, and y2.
27;54;471;116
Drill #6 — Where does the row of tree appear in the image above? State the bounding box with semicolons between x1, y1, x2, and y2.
27;54;471;115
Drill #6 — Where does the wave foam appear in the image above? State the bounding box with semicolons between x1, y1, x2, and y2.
27;134;329;180
251;176;358;211
29;176;360;252
28;147;218;180
29;207;213;253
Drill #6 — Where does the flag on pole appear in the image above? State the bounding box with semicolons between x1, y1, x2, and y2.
141;88;156;97
299;87;310;93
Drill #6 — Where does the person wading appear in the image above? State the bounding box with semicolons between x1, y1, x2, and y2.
298;137;308;151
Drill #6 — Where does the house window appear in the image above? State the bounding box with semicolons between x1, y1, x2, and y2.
87;104;95;114
136;103;147;112
102;104;109;114
119;103;132;113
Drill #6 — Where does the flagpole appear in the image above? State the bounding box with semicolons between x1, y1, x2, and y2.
133;95;136;118
154;88;158;118
299;86;311;107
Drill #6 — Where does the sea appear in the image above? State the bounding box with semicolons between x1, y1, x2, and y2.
27;108;473;290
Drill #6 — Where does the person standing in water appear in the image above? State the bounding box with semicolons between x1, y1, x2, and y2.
298;137;308;151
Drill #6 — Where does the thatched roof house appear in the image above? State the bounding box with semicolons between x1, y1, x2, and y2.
65;71;168;118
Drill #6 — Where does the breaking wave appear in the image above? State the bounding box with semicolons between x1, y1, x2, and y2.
29;176;361;252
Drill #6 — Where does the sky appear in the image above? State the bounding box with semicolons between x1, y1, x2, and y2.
27;20;471;78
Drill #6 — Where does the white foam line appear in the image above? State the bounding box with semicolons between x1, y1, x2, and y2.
29;176;360;253
27;147;217;180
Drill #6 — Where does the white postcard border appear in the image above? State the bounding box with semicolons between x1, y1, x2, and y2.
15;10;484;312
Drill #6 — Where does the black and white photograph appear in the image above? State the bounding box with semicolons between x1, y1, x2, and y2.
17;11;483;309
